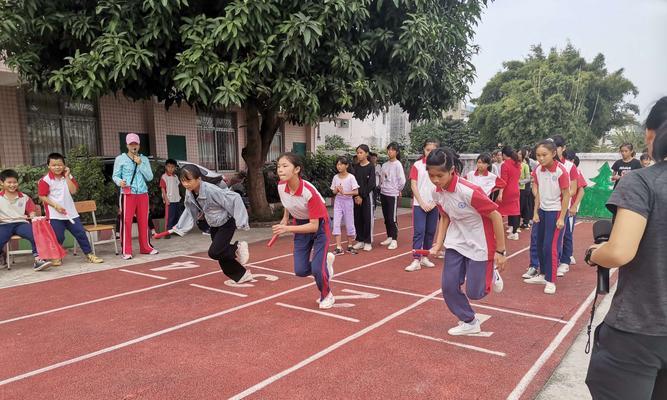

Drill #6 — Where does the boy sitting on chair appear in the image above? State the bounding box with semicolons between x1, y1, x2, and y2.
38;153;103;266
0;169;51;271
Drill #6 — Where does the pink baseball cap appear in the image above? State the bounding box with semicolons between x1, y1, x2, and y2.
125;133;140;145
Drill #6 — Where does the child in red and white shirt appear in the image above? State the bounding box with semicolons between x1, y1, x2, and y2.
427;148;507;336
465;153;506;197
38;153;103;265
524;140;571;294
273;153;336;309
160;159;183;235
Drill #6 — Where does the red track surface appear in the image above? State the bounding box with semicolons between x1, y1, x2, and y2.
0;214;600;399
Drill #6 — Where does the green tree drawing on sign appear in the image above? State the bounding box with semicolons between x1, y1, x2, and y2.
578;162;613;218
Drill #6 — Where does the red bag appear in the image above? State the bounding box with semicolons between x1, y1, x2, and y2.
32;217;67;260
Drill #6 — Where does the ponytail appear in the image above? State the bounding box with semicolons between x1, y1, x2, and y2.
425;147;463;174
653;121;667;162
502;145;519;163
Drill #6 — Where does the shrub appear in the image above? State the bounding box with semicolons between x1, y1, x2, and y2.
67;146;117;221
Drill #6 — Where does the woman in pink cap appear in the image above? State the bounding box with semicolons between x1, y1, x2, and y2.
112;133;158;259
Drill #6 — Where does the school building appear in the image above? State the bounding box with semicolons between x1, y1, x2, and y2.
0;61;316;172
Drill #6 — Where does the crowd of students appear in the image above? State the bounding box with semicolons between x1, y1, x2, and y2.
0;131;655;337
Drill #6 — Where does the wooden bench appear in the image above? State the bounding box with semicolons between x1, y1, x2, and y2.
73;200;118;256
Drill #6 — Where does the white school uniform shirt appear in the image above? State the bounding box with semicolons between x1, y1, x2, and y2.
278;178;329;221
464;170;506;196
532;162;570;211
432;175;499;261
160;172;181;203
409;157;436;206
37;172;80;219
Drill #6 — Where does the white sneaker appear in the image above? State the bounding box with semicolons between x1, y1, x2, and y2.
544;282;556;294
326;252;335;280
380;238;392;246
149;249;159;255
437;251;445;259
121;254;133;260
405;259;421;272
557;263;569;277
507;233;519;241
506;227;513;233
492;269;504;293
522;267;538;279
420;257;435;268
524;274;547;285
319;292;335;309
237;269;253;284
387;240;398;250
352;242;364;250
236;241;250;265
570;256;577;265
448;319;481;336
363;243;372;252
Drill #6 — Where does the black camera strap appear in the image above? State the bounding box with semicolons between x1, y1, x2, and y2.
585;293;601;354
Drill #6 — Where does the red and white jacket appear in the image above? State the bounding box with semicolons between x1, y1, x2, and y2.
465;170;506;196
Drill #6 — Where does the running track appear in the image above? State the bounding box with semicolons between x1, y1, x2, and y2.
0;214;600;399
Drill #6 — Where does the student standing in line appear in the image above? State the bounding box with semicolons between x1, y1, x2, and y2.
558;151;587;270
496;146;522;241
640;153;652;168
550;135;580;277
352;144;376;252
427;147;507;336
273;153;336;309
38;153;104;266
611;143;642;189
379;142;406;250
518;149;533;229
167;165;252;284
405;138;439;272
160;159;183;238
465;153;506;197
330;156;359;255
523;140;570;294
370;152;382;213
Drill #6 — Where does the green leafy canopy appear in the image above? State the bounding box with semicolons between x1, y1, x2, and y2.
468;43;639;151
1;0;487;124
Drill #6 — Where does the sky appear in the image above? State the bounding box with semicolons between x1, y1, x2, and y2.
468;0;667;118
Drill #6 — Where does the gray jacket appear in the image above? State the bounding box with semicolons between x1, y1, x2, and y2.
172;181;249;236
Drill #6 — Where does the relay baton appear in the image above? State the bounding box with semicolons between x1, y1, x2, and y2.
267;234;279;247
153;230;171;239
412;249;431;256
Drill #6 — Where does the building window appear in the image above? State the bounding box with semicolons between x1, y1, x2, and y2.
26;93;100;165
266;130;283;162
196;111;238;171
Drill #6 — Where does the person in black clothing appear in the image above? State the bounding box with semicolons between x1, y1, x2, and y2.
611;143;642;189
352;144;376;252
585;97;667;400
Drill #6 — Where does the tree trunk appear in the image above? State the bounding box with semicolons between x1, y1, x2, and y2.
241;101;282;220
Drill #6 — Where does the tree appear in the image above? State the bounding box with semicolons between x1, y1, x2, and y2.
469;43;639;152
1;0;487;218
409;118;478;154
578;162;613;219
608;125;646;152
324;134;348;151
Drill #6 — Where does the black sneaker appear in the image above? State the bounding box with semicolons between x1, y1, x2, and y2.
347;246;358;255
333;248;345;256
33;259;52;271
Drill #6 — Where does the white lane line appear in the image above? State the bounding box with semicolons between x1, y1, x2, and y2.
275;302;359;323
397;330;506;357
332;279;565;324
249;225;413;264
183;257;295;277
0;271;221;325
507;269;617;400
0;250;411;385
189;284;248;298
118;269;168;280
0;281;316;387
470;303;567;324
228;289;442;400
